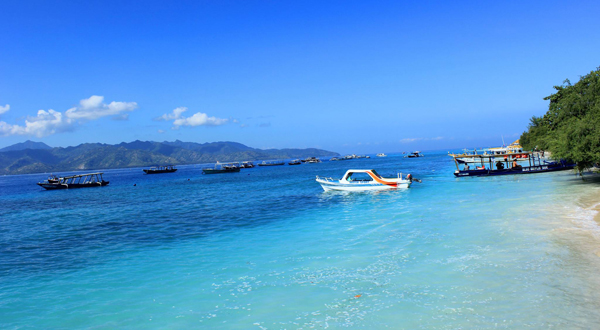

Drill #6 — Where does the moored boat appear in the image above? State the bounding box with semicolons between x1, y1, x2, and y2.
451;140;537;165
449;151;575;177
37;172;109;190
202;163;240;174
240;161;255;168
258;161;285;166
143;165;177;174
376;153;387;157
316;169;414;191
405;151;424;158
288;159;302;165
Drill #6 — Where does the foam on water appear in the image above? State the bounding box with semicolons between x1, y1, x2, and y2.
1;153;600;328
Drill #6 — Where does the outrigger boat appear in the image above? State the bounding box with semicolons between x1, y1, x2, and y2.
240;161;255;168
449;151;575;177
288;159;302;165
316;169;414;191
452;140;537;165
37;172;109;190
202;162;240;174
143;165;177;174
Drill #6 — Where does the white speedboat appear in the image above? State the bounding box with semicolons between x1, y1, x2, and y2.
316;169;413;192
376;153;387;157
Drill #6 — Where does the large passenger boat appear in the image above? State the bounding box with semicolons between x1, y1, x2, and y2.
37;173;110;190
449;151;575;177
452;140;535;165
316;169;413;191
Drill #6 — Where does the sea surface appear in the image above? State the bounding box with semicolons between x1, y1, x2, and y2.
2;152;600;329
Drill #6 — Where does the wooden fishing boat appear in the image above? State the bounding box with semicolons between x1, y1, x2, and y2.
449;151;575;177
38;172;109;190
202;163;240;174
258;161;285;166
143;165;177;174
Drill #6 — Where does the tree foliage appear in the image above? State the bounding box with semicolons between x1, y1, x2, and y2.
520;68;600;171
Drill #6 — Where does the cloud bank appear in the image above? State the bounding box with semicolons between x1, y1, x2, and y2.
400;137;444;143
0;104;9;115
0;96;138;137
158;107;229;129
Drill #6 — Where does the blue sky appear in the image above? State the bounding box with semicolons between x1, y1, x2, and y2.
0;0;598;154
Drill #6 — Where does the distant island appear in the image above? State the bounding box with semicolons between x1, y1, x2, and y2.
0;140;339;175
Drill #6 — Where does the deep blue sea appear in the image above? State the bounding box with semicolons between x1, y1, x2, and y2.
2;152;600;329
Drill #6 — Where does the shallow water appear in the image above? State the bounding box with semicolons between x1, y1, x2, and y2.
1;152;600;329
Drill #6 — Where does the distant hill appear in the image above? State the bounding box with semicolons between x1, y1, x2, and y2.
0;140;338;175
0;140;52;152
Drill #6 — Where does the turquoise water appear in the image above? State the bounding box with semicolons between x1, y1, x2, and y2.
2;152;600;329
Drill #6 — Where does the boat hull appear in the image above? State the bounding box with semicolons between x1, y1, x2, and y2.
316;179;411;192
37;181;110;190
143;169;177;174
454;163;575;177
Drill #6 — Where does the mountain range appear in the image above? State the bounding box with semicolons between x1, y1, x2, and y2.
0;140;338;175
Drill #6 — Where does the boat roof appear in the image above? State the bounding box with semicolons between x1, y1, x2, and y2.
344;169;379;174
449;151;532;159
57;172;104;179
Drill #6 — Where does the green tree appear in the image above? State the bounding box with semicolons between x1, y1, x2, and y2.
521;68;600;171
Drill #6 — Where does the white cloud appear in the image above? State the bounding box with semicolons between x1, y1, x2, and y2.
159;107;229;129
0;109;73;137
0;95;138;137
157;107;188;121
400;137;445;143
0;104;9;115
65;95;137;120
400;138;423;143
157;129;165;134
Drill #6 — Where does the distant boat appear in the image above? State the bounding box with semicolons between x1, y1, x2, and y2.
316;169;414;192
258;161;285;166
302;157;321;163
288;159;302;165
202;163;241;174
240;161;255;168
405;151;424;158
38;172;109;190
143;165;177;174
376;153;387;157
